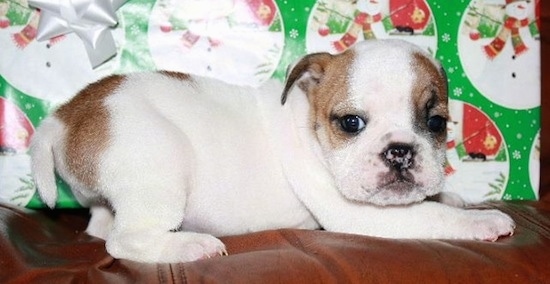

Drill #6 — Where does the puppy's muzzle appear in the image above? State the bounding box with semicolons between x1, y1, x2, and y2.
382;143;415;171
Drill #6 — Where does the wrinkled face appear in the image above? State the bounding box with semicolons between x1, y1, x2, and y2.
283;40;448;206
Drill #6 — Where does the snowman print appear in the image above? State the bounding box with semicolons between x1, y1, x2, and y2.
148;0;284;87
0;97;35;207
331;0;388;52
306;0;437;55
444;99;510;203
458;0;539;109
0;6;120;104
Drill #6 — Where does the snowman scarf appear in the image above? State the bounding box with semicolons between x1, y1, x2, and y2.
333;12;382;52
484;16;530;59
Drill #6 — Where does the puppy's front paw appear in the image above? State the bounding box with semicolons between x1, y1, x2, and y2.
161;233;228;262
107;232;227;263
458;209;515;241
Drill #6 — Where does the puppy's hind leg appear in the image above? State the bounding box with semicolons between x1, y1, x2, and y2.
101;125;225;263
106;191;226;263
86;204;115;240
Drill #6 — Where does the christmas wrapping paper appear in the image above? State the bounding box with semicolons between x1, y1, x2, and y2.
0;0;540;208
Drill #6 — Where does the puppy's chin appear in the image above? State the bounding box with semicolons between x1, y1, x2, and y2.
364;185;439;206
343;186;440;206
336;175;444;206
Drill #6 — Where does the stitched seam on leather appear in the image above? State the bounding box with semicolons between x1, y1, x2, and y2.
157;264;166;284
177;263;189;284
157;264;177;284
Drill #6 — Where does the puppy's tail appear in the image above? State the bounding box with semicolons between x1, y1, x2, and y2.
30;117;61;208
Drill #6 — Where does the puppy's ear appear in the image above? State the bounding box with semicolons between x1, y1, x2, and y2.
281;52;333;105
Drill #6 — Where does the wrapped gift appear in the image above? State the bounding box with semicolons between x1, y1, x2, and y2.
0;0;540;208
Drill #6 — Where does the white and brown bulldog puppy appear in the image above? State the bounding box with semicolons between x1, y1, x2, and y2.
30;39;515;263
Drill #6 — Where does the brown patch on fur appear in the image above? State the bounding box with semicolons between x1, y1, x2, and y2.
306;49;357;150
281;50;357;150
281;52;333;104
56;74;125;189
410;52;449;147
160;71;191;81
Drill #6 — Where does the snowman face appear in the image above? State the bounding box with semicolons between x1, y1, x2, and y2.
506;1;530;20
0;27;119;103
357;0;381;15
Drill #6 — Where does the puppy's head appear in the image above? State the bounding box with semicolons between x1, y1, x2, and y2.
282;39;448;206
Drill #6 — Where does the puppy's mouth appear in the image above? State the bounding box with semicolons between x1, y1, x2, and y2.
355;169;426;206
377;170;417;192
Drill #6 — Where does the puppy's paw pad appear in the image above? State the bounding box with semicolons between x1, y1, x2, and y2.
463;209;515;241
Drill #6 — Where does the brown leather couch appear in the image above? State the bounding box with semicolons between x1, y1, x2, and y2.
2;6;549;284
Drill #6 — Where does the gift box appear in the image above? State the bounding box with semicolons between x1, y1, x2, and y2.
0;0;540;208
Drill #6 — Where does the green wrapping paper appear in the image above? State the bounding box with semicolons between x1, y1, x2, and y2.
0;0;540;208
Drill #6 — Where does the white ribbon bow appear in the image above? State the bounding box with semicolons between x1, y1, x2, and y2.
28;0;126;68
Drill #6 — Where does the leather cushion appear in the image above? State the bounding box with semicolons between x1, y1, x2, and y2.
2;201;550;283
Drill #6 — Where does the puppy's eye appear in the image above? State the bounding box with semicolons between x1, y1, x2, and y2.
339;115;366;133
427;115;446;133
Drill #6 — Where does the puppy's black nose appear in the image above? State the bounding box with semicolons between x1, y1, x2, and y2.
382;143;414;170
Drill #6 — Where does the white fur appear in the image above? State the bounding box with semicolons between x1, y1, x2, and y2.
30;119;61;208
30;40;515;263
